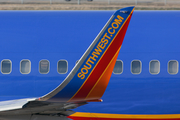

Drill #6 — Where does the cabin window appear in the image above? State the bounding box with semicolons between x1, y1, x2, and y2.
39;60;49;74
131;60;141;74
58;60;68;74
20;60;31;74
168;60;178;74
149;60;160;74
1;60;12;74
113;60;123;74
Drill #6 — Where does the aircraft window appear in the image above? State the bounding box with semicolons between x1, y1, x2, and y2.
131;60;141;74
168;60;178;74
1;60;12;74
113;60;123;74
20;60;31;74
58;60;68;74
39;60;49;74
149;60;160;74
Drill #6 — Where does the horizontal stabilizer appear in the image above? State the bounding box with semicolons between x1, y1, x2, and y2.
0;98;36;112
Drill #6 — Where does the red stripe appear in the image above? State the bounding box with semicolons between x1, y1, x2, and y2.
69;14;132;101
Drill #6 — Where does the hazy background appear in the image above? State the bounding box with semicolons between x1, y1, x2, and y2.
0;0;179;10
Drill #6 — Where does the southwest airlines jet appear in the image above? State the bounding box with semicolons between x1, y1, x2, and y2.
0;6;180;120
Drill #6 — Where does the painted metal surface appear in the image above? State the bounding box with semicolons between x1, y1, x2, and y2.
68;112;180;120
0;10;180;115
41;6;134;102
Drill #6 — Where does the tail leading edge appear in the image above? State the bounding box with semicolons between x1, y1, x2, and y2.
40;6;135;102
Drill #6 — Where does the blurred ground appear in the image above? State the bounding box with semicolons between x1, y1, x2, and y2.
0;3;179;10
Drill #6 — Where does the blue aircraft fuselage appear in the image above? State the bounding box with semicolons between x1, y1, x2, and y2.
0;10;180;115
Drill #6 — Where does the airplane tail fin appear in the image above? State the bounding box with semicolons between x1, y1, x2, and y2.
40;6;135;102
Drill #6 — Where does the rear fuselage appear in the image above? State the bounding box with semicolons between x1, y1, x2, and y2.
0;10;180;114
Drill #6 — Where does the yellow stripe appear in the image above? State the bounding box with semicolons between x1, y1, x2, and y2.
70;112;180;119
68;7;134;102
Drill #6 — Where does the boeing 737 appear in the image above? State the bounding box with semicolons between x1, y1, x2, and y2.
0;6;180;120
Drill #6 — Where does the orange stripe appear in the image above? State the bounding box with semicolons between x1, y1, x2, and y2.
69;112;180;119
85;47;121;100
